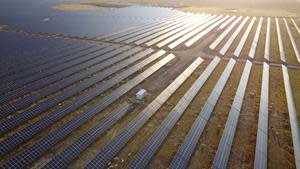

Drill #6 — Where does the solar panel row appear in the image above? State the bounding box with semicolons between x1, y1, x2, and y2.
0;44;122;95
184;15;232;48
84;57;203;169
121;20;187;43
0;41;90;81
283;18;300;63
0;44;112;93
218;16;236;30
291;18;300;36
219;16;250;55
170;15;226;49
249;17;263;58
113;15;192;43
0;49;162;137
43;102;132;169
0;33;83;67
0;42;85;74
0;43;113;93
233;17;256;57
0;53;175;169
264;17;271;60
0;47;150;117
145;14;210;46
169;58;236;169
281;65;300;169
95;19;160;40
254;62;269;169
133;15;201;45
157;15;218;48
128;57;220;168
209;16;243;50
212;60;253;169
104;13;188;42
124;15;199;44
276;18;286;62
0;49;164;154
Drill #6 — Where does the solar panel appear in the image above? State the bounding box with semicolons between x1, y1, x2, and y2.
156;15;217;48
0;42;87;78
125;16;197;44
169;15;226;49
84;57;203;169
0;44;105;85
0;45;130;106
184;15;231;48
8;44;123;88
96;22;153;40
281;64;300;168
42;102;132;169
0;50;162;137
254;63;269;169
0;48;152;117
275;18;286;62
219;16;236;30
291;18;300;36
283;18;300;63
0;44;117;95
249;17;263;58
0;52;174;169
219;16;250;55
168;58;235;169
145;14;209;46
104;14;188;41
113;15;192;43
128;57;220;168
233;17;256;57
264;17;271;60
134;15;200;45
212;60;252;169
209;16;243;50
0;36;79;63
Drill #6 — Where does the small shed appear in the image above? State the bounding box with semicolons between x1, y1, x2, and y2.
136;89;147;101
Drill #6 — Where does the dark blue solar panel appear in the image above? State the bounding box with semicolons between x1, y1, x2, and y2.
0;51;172;169
0;44;121;94
128;57;220;168
43;102;132;169
212;61;252;169
85;56;200;169
0;47;146;116
0;50;162;156
169;59;235;169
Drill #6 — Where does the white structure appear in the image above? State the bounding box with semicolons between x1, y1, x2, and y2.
136;89;147;101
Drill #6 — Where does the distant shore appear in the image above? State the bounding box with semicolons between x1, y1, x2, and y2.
81;0;300;17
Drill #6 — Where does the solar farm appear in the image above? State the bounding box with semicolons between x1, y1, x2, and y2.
0;2;300;169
